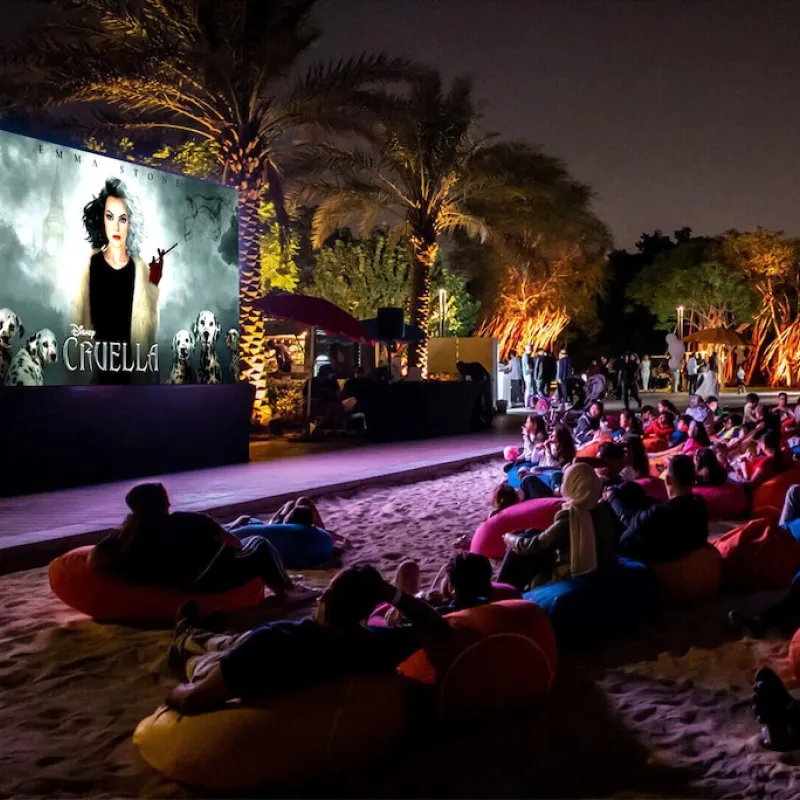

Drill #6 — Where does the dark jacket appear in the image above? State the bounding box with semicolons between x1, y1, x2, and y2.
611;491;709;563
556;356;572;382
542;354;556;383
574;412;600;446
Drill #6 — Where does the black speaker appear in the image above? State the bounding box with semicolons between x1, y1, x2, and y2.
377;307;404;341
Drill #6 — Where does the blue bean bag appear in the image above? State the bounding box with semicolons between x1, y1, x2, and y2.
524;558;660;643
506;463;532;489
231;522;335;570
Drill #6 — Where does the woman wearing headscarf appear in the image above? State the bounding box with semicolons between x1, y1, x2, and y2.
496;463;618;591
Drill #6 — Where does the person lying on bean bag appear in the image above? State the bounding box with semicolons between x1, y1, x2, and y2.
228;496;352;551
92;483;317;607
496;463;618;592
164;565;452;716
605;456;708;564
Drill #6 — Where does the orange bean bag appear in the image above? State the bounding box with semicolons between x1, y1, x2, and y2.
789;629;800;683
713;518;800;592
470;497;564;560
650;543;722;603
49;545;264;626
752;467;800;518
398;599;557;722
643;436;669;454
134;673;410;791
576;435;612;459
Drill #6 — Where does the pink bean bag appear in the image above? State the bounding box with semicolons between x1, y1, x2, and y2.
636;476;668;503
693;482;748;519
471;497;564;561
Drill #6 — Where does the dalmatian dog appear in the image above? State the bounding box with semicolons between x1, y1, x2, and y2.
4;328;58;386
167;329;196;384
225;328;240;382
193;310;222;384
0;307;24;384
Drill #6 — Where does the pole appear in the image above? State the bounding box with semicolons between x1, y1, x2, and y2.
307;326;315;432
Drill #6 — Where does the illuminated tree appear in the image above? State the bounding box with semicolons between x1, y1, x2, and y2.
301;74;604;373
3;0;415;423
723;228;800;386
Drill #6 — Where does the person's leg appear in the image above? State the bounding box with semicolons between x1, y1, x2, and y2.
622;381;630;410
730;568;800;637
779;485;800;529
496;541;548;591
295;496;324;528
521;474;555;500
631;383;642;409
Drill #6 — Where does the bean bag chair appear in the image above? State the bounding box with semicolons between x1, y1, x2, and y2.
643;436;669;454
576;436;612;459
524;558;660;642
398;600;557;722
470;497;564;560
693;482;748;519
752;468;800;518
505;462;530;489
713;517;800;592
232;522;334;569
650;544;722;603
789;629;800;683
49;546;264;626
134;673;410;791
636;476;669;503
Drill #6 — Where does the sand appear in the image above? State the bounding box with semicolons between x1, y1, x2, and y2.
2;459;800;798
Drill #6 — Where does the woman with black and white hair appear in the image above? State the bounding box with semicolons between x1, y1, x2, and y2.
72;177;165;383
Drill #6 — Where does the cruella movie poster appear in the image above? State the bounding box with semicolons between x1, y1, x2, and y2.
0;129;240;387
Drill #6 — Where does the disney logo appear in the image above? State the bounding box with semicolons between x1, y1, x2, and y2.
69;324;96;339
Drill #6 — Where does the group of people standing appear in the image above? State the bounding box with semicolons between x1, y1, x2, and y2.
504;346;573;408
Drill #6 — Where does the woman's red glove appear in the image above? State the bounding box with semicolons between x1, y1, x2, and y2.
149;248;166;286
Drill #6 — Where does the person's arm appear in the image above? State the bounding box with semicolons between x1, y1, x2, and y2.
505;513;569;556
165;664;235;716
380;580;451;640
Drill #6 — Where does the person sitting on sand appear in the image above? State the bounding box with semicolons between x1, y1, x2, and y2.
92;483;317;605
606;456;708;564
496;463;617;591
165;564;451;715
228;496;351;551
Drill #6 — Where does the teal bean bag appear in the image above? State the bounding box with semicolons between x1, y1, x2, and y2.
230;521;335;570
524;558;660;643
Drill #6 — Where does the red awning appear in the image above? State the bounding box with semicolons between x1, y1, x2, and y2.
253;294;373;343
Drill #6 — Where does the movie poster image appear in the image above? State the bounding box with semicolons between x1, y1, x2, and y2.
0;129;239;387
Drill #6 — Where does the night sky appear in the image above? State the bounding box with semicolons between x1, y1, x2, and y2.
4;0;800;249
309;0;800;248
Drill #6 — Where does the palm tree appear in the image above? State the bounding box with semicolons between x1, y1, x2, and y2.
2;0;415;422
303;73;609;372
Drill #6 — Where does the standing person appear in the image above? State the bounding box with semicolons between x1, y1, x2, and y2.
505;349;524;408
532;349;545;397
522;344;534;407
621;353;642;411
736;364;747;394
556;348;573;405
613;355;625;399
686;352;698;394
541;349;557;398
640;354;651;392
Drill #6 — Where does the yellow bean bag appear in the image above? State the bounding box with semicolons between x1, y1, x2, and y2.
133;673;410;791
650;543;722;603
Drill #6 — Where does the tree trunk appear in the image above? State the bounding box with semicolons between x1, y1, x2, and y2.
407;232;438;375
238;189;270;426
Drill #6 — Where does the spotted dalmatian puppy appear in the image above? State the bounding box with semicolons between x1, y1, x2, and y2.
167;329;196;385
0;308;24;384
193;310;221;385
226;328;240;382
4;328;58;386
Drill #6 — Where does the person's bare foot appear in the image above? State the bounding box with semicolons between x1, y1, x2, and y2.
453;534;471;551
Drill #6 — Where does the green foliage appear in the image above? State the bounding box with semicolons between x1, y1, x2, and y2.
429;263;481;337
259;199;300;293
306;230;410;318
628;237;758;330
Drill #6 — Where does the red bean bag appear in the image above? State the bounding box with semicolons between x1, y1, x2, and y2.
576;436;612;459
636;476;669;503
398;600;557;722
693;482;748;519
470;497;564;560
643;436;669;454
49;546;264;626
752;467;800;518
134;673;410;791
713;518;800;592
650;543;722;603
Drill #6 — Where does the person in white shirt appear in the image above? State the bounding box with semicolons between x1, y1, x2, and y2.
522;344;534;407
505;349;524;407
640;355;651;392
686;353;698;394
